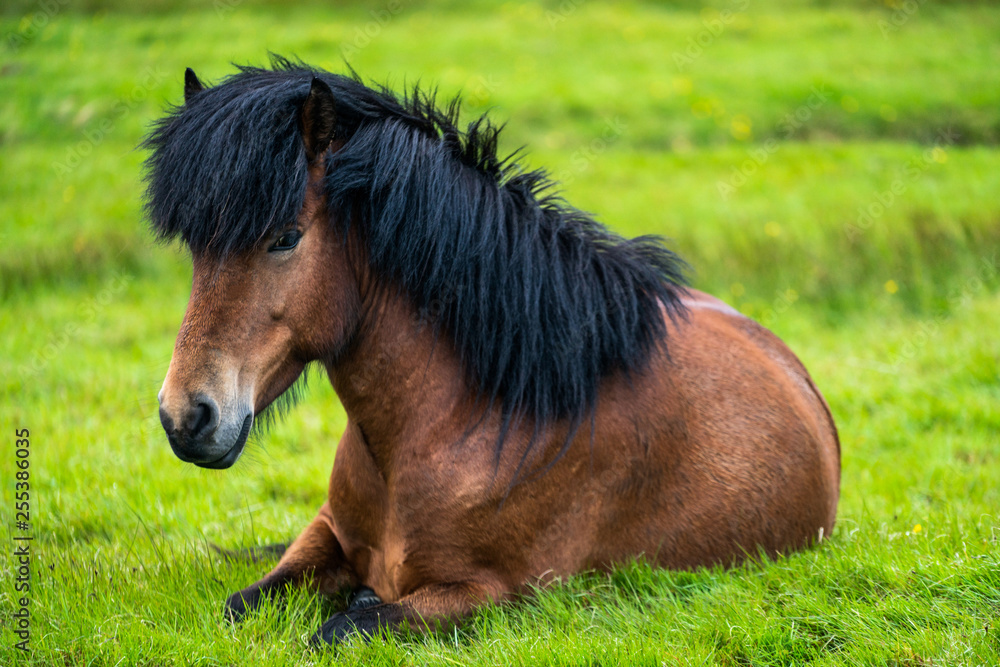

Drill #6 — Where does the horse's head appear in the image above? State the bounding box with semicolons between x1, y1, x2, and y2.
157;75;358;468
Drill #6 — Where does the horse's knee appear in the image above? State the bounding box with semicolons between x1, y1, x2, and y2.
226;506;351;622
268;508;350;590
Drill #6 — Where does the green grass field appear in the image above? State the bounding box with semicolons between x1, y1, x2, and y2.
2;1;999;665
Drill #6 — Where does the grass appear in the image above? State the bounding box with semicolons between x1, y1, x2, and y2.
2;2;999;304
2;1;999;665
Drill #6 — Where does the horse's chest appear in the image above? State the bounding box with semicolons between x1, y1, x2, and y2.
329;438;499;600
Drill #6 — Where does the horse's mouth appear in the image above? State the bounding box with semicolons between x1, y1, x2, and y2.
196;413;253;470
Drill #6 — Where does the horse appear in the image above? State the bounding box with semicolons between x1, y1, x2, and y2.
145;57;840;646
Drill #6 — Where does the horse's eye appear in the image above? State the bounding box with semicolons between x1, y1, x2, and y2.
269;229;302;252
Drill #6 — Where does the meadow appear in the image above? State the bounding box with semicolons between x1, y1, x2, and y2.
1;1;999;664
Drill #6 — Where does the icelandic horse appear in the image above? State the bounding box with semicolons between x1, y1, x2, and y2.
146;60;840;645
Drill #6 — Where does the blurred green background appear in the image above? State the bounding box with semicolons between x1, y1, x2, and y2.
1;1;999;665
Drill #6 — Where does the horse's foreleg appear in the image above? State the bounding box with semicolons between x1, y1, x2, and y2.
225;502;351;621
310;581;503;645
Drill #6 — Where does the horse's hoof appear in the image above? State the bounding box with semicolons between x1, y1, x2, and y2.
347;586;382;611
311;612;361;647
224;587;261;623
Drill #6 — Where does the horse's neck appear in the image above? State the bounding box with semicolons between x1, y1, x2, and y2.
326;289;469;464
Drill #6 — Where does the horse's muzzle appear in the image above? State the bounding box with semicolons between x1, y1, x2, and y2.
159;394;252;469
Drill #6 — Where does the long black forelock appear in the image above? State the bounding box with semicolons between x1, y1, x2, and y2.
142;65;312;256
143;56;689;464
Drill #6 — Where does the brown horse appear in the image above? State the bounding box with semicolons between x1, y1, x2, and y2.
146;60;839;646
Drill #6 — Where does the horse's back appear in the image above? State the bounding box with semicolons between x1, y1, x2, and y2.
586;289;840;570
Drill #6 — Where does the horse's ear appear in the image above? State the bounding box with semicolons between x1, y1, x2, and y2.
301;77;337;163
184;68;204;104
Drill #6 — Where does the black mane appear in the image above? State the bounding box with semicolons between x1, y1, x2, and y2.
143;56;688;456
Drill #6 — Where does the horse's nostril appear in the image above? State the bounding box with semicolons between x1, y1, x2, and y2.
188;399;219;440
